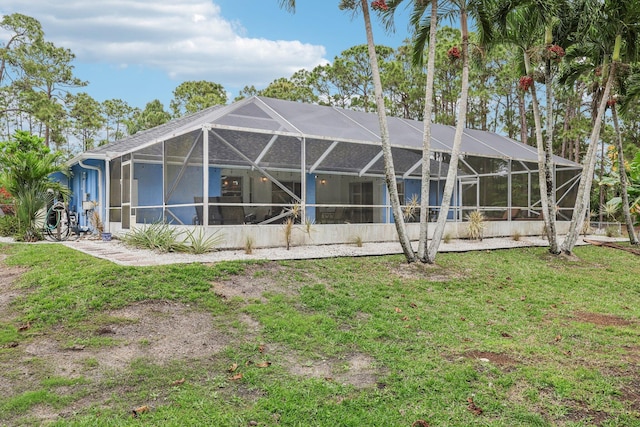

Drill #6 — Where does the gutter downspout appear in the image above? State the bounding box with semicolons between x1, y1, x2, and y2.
78;160;103;230
104;159;110;232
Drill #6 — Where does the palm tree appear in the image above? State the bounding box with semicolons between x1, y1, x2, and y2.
425;0;471;263
427;0;491;263
0;130;69;241
493;0;578;254
607;66;640;245
387;0;491;263
278;0;416;262
610;101;639;245
384;0;439;261
417;0;438;262
560;0;640;255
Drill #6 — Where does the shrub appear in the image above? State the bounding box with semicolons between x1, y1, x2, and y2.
122;223;225;254
182;228;224;254
403;194;419;222
0;214;20;237
121;222;188;253
281;204;312;250
465;210;485;241
284;218;294;250
244;236;254;254
0;132;70;241
605;225;620;238
90;208;104;234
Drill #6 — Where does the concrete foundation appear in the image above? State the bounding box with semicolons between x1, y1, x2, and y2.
109;220;573;250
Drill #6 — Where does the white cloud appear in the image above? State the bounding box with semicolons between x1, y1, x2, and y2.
0;0;328;89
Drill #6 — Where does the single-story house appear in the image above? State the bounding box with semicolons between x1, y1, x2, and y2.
59;96;582;248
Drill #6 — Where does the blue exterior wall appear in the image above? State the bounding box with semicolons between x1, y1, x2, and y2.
405;179;450;207
66;160;106;230
305;173;316;222
209;168;222;197
384;178;455;223
130;165;223;204
134;163;162;206
133;163;163;224
404;179;421;204
131;164;224;224
381;182;388;223
58;156;461;229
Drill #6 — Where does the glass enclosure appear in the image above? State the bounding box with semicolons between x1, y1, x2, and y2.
97;96;581;229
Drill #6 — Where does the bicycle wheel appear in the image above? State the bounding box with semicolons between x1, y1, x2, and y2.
44;203;71;241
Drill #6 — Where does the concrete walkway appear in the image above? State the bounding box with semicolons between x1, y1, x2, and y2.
48;235;626;266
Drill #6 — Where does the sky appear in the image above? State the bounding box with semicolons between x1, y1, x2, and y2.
0;0;414;110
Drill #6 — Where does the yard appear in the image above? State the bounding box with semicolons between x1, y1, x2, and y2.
0;243;639;426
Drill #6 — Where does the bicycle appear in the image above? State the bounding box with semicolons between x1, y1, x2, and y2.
43;201;74;241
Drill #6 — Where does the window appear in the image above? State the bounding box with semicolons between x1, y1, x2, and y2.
272;181;301;205
349;182;373;223
222;177;242;198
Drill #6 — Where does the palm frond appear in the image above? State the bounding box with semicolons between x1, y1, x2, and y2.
278;0;296;13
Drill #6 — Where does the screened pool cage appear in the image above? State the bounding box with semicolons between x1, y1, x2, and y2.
68;96;581;247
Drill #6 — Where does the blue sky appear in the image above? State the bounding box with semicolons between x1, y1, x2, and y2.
1;1;413;110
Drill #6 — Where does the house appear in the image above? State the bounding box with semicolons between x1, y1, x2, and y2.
61;96;582;248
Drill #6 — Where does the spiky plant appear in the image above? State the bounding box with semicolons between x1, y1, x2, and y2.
121;222;187;253
284;217;294;250
244;236;254;254
182;228;224;254
601;202;619;222
465;210;486;241
403;194;420;222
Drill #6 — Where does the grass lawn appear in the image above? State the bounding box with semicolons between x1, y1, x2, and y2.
0;242;639;426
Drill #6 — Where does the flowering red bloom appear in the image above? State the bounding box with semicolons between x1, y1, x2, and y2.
547;44;565;62
447;46;461;60
0;187;11;201
518;76;534;91
371;0;389;11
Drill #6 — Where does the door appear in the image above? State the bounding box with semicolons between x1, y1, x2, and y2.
459;178;479;221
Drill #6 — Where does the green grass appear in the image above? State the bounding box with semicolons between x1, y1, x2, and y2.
0;242;639;426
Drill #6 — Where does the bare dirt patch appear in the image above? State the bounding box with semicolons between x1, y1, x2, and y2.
564;400;609;425
389;261;455;282
621;345;640;364
621;379;640;412
284;352;385;389
573;311;634;327
23;300;231;376
211;262;298;301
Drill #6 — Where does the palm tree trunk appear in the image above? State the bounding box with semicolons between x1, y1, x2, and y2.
561;62;616;254
543;58;559;253
361;0;415;262
561;106;570;158
518;91;528;145
523;52;553;252
611;104;639;245
426;7;470;263
417;0;438;261
598;138;605;226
